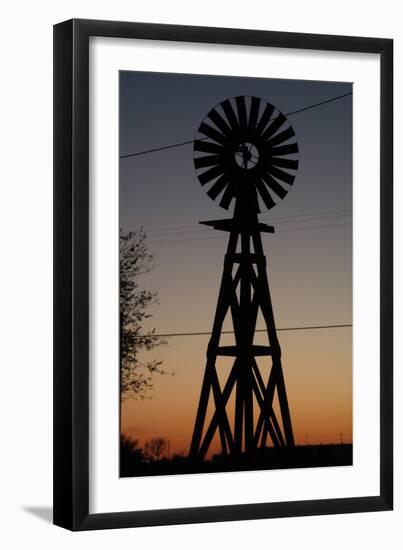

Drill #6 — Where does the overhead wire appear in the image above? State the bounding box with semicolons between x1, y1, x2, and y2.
147;221;352;245
119;91;352;160
142;208;352;236
133;323;352;339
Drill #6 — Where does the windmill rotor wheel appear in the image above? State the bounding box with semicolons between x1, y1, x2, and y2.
193;95;299;212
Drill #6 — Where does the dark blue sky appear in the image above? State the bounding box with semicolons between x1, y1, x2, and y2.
120;72;352;231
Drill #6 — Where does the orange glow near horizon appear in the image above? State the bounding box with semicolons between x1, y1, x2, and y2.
120;225;353;459
121;327;352;458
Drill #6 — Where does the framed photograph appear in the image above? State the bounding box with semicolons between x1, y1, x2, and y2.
53;19;393;530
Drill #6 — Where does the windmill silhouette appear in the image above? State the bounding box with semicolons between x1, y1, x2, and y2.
189;96;298;461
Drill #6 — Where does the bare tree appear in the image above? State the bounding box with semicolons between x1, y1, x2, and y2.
120;435;145;476
120;228;166;399
144;437;167;461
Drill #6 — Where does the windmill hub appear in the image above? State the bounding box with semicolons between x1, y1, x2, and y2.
235;142;259;170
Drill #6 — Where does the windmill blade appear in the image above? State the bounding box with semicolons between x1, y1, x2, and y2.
207;174;229;200
194;139;224;155
267;126;295;148
256;102;275;133
235;96;248;131
198;164;226;186
194;155;222;170
208;108;232;137
267;142;299;157
255;177;276;210
270;157;299;170
262;113;287;140
221;99;239;131
267;165;295;186
248;97;260;131
199;122;227;144
261;173;288;199
219;182;236;209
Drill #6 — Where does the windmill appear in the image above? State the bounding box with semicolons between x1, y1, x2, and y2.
189;95;298;461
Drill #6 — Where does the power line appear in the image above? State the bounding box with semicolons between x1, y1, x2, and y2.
134;323;352;339
147;221;352;245
120;138;197;159
284;92;352;117
142;209;352;235
144;213;352;239
120;91;352;160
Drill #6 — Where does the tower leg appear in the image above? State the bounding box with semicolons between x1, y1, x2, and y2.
189;366;211;458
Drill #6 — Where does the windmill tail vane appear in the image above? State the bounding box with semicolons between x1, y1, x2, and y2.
190;96;298;460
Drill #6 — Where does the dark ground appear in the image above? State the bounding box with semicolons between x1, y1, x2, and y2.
120;444;353;478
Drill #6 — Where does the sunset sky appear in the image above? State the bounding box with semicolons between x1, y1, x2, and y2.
119;71;352;458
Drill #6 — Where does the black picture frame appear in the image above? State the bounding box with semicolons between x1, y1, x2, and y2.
53;18;393;531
